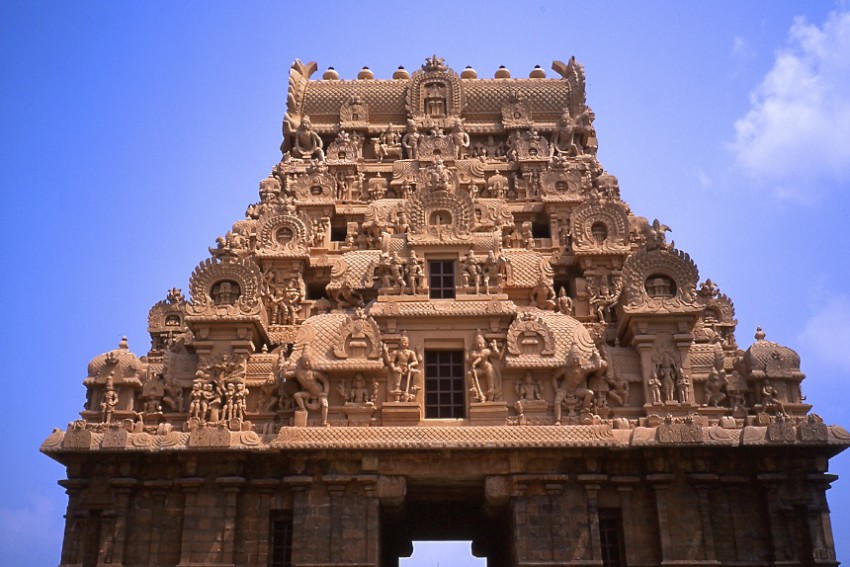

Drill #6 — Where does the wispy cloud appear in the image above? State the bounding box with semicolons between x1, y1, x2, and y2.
0;494;62;562
731;11;850;202
731;36;756;76
799;292;850;373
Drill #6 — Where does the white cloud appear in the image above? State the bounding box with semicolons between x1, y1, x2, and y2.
799;293;850;373
731;11;850;201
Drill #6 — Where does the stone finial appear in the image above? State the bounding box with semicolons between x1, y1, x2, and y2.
392;66;409;80
357;66;374;80
461;65;477;79
495;65;511;79
322;67;339;80
529;65;546;78
755;326;766;341
118;336;129;350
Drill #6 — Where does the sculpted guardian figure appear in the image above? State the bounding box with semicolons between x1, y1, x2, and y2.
283;355;329;426
291;115;324;160
382;334;420;402
553;345;605;424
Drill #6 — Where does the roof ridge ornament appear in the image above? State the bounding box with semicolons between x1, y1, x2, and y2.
422;54;447;73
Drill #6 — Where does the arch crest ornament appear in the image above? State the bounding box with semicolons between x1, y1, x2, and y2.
570;200;630;253
406;55;464;129
332;309;383;360
621;248;699;312
291;167;336;202
506;312;556;357
187;257;263;318
406;187;474;240
256;213;309;255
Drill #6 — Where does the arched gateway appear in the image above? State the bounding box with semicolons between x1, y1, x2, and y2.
43;57;847;567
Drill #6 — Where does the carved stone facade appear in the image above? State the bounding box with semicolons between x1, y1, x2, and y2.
44;57;847;567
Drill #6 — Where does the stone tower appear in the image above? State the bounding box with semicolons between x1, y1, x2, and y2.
43;57;848;567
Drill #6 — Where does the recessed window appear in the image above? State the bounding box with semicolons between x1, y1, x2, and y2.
599;508;625;567
591;221;608;244
424;350;465;418
429;261;456;299
270;512;293;567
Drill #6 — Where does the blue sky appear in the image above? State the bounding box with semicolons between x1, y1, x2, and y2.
2;2;849;565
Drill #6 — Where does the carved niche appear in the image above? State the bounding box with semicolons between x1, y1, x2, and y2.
472;199;514;232
256;213;309;255
406;185;474;240
417;130;456;161
506;312;556;357
148;288;188;351
570;200;630;253
510;130;549;160
406;56;464;128
621;249;700;312
501;90;532;130
326;131;361;163
339;96;369;129
333;310;382;360
290;166;336;202
540;162;592;199
187;257;263;318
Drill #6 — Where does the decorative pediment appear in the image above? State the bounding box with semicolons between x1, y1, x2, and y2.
291;168;336;202
472;199;514;232
406;56;464;129
621;249;700;313
187;257;263;318
501;90;532;130
339;97;369;128
540;163;592;199
510;130;549;160
406;187;473;240
417;130;456;161
326;130;361;163
256;213;309;255
506;312;556;357
570;200;630;253
148;288;188;334
332;310;382;360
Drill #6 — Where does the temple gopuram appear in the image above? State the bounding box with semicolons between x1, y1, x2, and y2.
43;56;848;567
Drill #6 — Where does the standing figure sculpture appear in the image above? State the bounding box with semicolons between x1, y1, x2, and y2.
382;334;420;402
553;345;605;424
283;354;330;426
467;332;500;402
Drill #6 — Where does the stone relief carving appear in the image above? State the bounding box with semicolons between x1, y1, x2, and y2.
382;333;421;402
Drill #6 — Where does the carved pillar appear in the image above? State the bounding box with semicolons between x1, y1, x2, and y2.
176;477;204;567
648;473;675;562
720;475;747;563
252;479;281;566
145;480;172;565
58;479;88;567
689;473;718;562
807;473;839;565
578;474;607;565
612;475;639;567
286;475;319;566
324;475;348;564
216;476;245;565
758;472;793;564
100;477;136;567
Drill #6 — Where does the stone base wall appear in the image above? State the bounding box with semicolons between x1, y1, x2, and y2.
54;447;840;567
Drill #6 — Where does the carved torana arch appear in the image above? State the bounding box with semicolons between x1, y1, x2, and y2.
506;312;556;357
621;249;699;311
333;311;382;360
571;200;630;252
257;213;309;254
406;56;464;126
187;257;263;317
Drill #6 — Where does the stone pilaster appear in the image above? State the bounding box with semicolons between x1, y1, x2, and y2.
578;473;607;566
58;479;88;567
176;477;204;567
252;479;281;566
216;476;245;565
98;477;136;567
647;473;674;563
688;473;719;563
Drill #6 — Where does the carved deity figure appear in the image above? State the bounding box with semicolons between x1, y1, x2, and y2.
676;368;691;404
451;118;470;158
606;369;629;407
283;355;329;426
427;157;453;192
461;249;481;294
382;335;420;402
339;373;373;405
550;110;578;156
659;365;676;403
481;251;506;294
402;119;420;159
101;373;118;424
530;277;556;310
405;251;426;295
556;287;573;315
553;345;605;424
705;368;728;407
761;379;786;416
515;372;543;401
291;115;324;160
467;333;501;402
648;371;663;404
